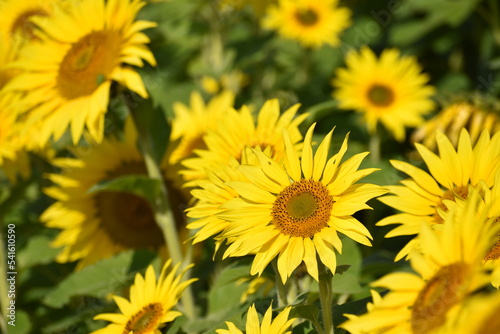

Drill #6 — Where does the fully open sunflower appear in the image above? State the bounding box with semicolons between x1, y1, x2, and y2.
332;46;435;141
6;0;156;146
340;190;498;334
217;124;386;283
378;129;500;260
41;118;182;269
262;0;351;48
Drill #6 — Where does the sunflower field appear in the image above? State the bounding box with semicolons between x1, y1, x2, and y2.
1;0;500;333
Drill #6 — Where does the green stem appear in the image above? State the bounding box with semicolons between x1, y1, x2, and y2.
271;260;288;308
369;129;381;164
318;262;334;334
130;112;196;320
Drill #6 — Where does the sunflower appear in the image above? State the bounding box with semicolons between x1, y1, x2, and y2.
91;260;196;334
186;158;248;244
262;0;351;48
41;118;174;269
480;171;500;288
0;0;61;46
216;304;295;334
162;90;236;205
377;129;500;260
5;0;156;147
443;170;500;288
412;101;500;153
332;46;435;141
217;124;385;283
167;91;235;165
0;94;31;182
340;191;498;334
0;95;19;166
181;99;307;187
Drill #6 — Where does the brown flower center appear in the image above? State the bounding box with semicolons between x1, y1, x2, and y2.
411;263;469;334
295;8;319;26
11;9;47;40
94;161;164;249
57;30;121;100
123;302;164;334
367;84;395;107
434;186;469;223
484;216;500;260
272;179;333;238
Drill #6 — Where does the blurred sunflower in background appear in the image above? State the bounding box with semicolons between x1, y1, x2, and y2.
41;118;177;269
341;191;498;334
412;100;500;152
167;91;235;166
163;91;235;202
216;304;295;334
91;260;196;334
262;0;351;48
378;129;500;260
333;46;435;141
5;0;156;147
0;94;31;182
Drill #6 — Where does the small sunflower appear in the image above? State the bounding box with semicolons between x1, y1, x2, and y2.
216;304;295;334
262;0;351;48
41;118;171;269
91;260;196;334
181;99;307;187
218;124;386;283
340;191;498;334
6;0;156;146
332;46;435;141
377;129;500;260
412;101;500;152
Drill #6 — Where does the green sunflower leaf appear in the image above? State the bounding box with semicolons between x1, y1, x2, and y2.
5;309;31;334
18;235;59;268
43;250;156;308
